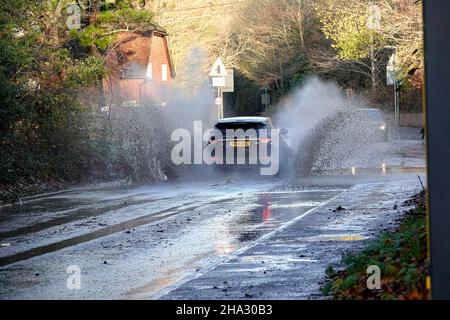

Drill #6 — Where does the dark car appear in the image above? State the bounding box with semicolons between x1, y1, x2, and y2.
207;116;292;174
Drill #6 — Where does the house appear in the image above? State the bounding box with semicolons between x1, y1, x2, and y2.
103;24;176;108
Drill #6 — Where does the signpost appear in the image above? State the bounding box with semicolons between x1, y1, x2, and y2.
209;58;233;119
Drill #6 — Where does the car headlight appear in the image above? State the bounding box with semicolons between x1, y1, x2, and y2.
380;125;386;130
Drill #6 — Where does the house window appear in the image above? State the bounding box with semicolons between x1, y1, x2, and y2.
121;62;146;79
146;63;152;79
162;64;168;82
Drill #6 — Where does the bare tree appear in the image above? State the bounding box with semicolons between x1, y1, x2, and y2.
217;0;318;93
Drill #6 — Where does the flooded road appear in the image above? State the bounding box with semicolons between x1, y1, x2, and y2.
0;182;341;299
0;127;426;299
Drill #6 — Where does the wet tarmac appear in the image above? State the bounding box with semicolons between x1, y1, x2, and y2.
0;127;426;299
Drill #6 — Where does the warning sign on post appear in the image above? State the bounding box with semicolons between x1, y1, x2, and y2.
208;58;228;77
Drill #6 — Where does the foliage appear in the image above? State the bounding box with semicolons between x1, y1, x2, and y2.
97;5;154;25
314;0;423;92
324;191;429;300
69;25;115;50
316;0;386;61
69;0;155;50
66;56;107;87
221;0;317;91
150;0;422;110
0;0;168;200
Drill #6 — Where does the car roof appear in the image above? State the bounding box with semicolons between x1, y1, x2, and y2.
216;116;271;124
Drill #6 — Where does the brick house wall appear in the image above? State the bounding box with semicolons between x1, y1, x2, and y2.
103;27;175;108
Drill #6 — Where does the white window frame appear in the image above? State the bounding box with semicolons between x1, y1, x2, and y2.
161;64;168;82
146;62;153;79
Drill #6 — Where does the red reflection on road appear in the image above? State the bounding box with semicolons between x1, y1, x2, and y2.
260;194;272;223
262;206;271;222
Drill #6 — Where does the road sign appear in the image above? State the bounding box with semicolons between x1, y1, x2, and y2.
386;53;397;85
209;58;228;120
212;76;226;87
386;66;396;85
208;58;228;77
222;69;234;93
386;52;400;126
101;106;110;112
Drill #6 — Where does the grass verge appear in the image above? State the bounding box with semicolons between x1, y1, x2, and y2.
323;190;429;300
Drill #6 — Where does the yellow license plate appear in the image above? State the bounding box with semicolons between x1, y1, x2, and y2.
230;140;250;147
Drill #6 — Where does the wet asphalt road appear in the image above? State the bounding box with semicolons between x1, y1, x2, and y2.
0;127;426;299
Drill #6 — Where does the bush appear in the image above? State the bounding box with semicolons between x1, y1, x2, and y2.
324;191;429;300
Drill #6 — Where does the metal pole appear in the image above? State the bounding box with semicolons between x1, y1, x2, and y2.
220;86;224;118
393;51;399;127
216;87;220;119
394;79;398;126
396;85;400;127
423;0;450;299
216;86;224;119
370;32;376;92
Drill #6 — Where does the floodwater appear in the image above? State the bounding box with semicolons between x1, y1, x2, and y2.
0;182;341;299
0;127;426;299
